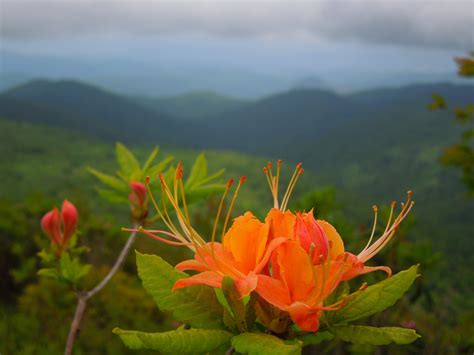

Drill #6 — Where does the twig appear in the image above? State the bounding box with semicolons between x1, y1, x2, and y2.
64;228;138;355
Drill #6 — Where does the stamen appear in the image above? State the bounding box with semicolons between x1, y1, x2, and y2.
221;176;246;239
358;192;414;262
211;179;233;259
280;163;303;211
361;205;378;254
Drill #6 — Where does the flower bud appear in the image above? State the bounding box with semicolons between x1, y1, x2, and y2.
40;200;79;252
129;181;148;222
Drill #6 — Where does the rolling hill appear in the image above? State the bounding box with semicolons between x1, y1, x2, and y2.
131;91;250;120
0;79;195;146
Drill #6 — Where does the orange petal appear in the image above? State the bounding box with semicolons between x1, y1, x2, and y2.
223;212;269;273
175;259;209;272
286;302;322;332
275;241;314;301
172;271;222;291
256;274;291;310
265;208;295;239
317;220;345;259
235;272;258;297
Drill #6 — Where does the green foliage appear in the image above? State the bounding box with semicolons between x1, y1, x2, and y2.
113;327;233;354
135;252;224;329
221;276;257;332
333;325;420;345
231;332;303;355
298;332;334;345
88;143;172;204
330;266;419;324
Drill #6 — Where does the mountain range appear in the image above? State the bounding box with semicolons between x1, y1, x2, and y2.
1;78;473;293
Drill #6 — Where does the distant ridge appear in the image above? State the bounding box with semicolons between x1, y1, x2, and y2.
0;79;194;146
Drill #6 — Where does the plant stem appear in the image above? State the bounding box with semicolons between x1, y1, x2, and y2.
64;228;138;355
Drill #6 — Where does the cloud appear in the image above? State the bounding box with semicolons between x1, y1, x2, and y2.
1;0;473;49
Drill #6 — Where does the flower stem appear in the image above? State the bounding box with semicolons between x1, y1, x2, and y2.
64;227;138;355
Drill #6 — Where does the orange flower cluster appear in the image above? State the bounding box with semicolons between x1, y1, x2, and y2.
131;161;414;332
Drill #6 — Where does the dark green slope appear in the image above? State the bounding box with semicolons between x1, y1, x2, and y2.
132;91;250;120
200;88;364;156
0;79;195;146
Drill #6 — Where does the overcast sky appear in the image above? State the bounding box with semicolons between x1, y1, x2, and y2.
0;0;473;89
2;0;472;49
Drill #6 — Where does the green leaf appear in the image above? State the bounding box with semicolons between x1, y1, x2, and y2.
331;265;419;324
87;167;127;192
114;328;232;353
333;325;420;345
186;184;226;205
185;153;208;188
231;333;302;355
37;268;59;280
116;143;140;179
96;189;129;204
136;252;224;329
112;328;146;349
221;276;257;332
194;168;226;187
298;331;334;346
145;156;174;180
142;146;159;173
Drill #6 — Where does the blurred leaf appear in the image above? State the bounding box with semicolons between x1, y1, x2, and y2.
194;168;226;187
231;332;302;355
87;167;127;192
136;252;224;329
116;142;140;179
144;156;174;181
456;55;474;77
333;325;420;345
96;189;129;204
331;265;419;324
428;94;446;111
185;153;208;188
186;184;226;205
37;268;59;280
113;327;232;353
141;146;159;173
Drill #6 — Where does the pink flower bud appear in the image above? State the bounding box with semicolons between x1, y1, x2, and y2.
129;182;147;207
61;199;78;243
41;208;62;245
40;200;79;251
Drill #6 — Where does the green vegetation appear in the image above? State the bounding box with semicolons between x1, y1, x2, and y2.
1;78;473;353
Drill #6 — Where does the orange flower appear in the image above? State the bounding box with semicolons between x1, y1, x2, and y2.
126;165;287;297
131;161;414;333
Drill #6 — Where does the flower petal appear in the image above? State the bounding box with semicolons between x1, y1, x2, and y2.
286;302;322;332
256;275;292;310
172;271;223;291
317;219;345;259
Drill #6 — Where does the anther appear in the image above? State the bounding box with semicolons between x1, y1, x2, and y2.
227;178;234;188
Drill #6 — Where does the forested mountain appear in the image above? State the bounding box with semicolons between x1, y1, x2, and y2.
0;80;191;145
131;91;250;119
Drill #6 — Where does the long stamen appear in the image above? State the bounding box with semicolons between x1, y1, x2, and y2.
145;176;183;240
210;179;234;264
358;192;414;262
274;160;282;209
281;164;303;211
361;205;378;253
221;176;246;239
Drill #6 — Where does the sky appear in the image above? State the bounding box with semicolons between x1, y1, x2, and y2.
0;0;473;95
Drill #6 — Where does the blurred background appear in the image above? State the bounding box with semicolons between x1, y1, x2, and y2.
1;0;473;354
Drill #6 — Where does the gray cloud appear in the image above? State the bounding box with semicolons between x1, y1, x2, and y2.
1;0;473;49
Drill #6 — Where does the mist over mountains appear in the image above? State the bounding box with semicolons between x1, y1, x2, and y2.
1;50;465;97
